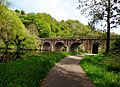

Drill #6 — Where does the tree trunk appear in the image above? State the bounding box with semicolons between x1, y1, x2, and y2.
106;0;111;53
5;43;8;51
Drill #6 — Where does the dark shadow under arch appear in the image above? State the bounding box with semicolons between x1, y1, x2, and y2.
92;42;100;54
54;42;64;52
70;42;81;52
42;42;51;51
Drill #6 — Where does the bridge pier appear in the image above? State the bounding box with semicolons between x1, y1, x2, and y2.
66;46;69;52
51;45;54;52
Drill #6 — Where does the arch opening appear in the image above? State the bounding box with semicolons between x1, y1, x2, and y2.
70;42;82;52
54;42;65;52
42;42;51;51
92;42;100;54
78;44;85;52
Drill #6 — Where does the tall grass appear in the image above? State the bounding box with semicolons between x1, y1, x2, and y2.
0;52;77;87
80;54;120;87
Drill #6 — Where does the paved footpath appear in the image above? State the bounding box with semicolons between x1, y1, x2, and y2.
41;54;96;87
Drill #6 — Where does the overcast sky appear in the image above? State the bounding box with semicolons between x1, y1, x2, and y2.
9;0;120;34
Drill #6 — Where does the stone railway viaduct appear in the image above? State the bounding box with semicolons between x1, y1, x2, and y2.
41;37;106;53
40;37;110;54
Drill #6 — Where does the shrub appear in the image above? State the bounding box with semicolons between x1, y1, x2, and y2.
80;54;120;87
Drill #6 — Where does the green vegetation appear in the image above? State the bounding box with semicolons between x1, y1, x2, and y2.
0;52;78;87
0;0;120;87
78;0;120;53
0;0;40;50
19;13;104;38
80;54;120;87
80;37;120;87
1;0;119;50
109;39;120;70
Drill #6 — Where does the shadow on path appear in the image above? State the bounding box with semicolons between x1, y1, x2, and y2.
41;54;96;87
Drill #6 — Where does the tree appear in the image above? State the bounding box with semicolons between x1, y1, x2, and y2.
14;35;25;52
15;9;20;13
19;11;103;38
0;0;12;50
20;13;37;26
0;1;39;50
21;10;25;15
78;0;120;53
59;20;71;37
35;20;51;38
0;9;26;50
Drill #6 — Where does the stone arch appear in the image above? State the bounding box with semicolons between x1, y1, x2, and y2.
54;42;65;52
92;42;100;54
70;42;81;52
42;42;51;51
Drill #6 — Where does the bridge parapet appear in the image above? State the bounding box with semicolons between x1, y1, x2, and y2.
40;36;120;41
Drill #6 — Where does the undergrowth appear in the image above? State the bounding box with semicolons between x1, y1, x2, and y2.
80;54;120;87
0;52;78;87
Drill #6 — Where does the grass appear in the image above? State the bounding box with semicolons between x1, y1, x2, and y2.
0;52;78;87
80;54;120;87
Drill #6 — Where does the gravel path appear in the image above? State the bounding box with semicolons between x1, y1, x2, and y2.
41;54;96;87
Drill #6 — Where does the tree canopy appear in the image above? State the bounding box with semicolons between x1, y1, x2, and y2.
0;1;40;49
19;12;105;38
1;0;118;49
78;0;120;53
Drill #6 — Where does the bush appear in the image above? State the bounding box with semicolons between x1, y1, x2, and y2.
80;54;120;87
109;39;120;72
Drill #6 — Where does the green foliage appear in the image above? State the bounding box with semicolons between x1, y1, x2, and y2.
35;20;51;38
20;34;40;49
111;39;120;50
19;12;104;38
0;2;40;49
78;0;120;53
0;3;106;49
21;10;25;15
15;9;20;13
0;7;26;49
20;13;37;26
0;52;77;87
78;0;120;28
108;39;120;71
80;54;120;87
36;13;53;24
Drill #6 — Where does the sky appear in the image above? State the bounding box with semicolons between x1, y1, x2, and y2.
9;0;120;35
